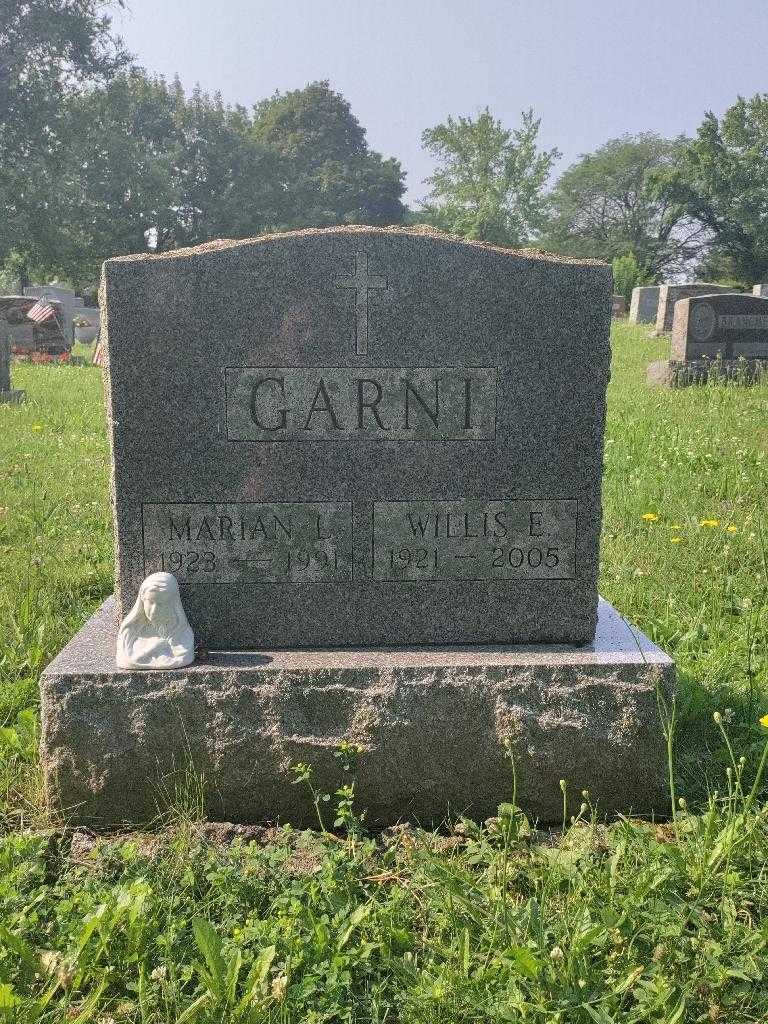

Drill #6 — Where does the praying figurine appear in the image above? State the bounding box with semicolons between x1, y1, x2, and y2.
116;572;195;670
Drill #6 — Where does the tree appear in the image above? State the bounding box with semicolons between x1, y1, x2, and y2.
419;108;560;246
0;0;129;283
612;253;645;306
543;134;699;279
653;95;768;285
59;72;286;280
252;81;407;228
169;85;283;249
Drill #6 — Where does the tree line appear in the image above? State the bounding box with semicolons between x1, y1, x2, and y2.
2;0;768;297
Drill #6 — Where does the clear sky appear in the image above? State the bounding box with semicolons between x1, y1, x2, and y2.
114;0;768;206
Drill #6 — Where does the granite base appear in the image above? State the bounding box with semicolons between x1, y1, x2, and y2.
40;596;674;828
0;389;25;404
648;358;767;387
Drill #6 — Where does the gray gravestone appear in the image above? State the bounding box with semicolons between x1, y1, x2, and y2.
24;285;83;344
0;295;68;354
611;294;626;318
40;227;674;827
648;292;768;386
752;284;768;297
102;227;611;649
629;286;660;324
654;283;740;334
0;320;25;404
74;306;100;343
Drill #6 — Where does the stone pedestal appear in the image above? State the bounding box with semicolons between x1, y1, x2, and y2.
648;358;766;387
0;389;25;404
40;597;674;828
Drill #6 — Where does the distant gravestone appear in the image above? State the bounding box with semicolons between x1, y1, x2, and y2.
629;286;660;325
654;283;740;334
24;285;83;344
40;227;674;828
611;294;626;318
648;292;768;386
752;284;768;297
0;320;25;404
74;306;100;343
0;296;68;355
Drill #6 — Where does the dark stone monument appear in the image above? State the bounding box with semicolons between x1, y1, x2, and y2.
0;319;25;404
629;286;660;325
611;294;626;318
648;292;768;386
40;227;675;827
0;296;69;356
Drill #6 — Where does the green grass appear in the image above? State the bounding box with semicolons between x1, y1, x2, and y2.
0;326;767;1022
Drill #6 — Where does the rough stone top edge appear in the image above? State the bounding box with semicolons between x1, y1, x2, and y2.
41;595;674;679
101;225;608;271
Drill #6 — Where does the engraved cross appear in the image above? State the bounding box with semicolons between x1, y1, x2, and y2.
334;252;387;355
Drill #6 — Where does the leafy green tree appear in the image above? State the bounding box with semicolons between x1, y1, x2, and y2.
544;134;699;279
0;0;129;283
612;253;646;305
252;81;406;228
53;72;286;281
419;108;560;246
170;85;283;248
653;95;768;285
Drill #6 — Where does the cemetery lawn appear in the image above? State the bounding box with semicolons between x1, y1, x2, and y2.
0;326;767;1022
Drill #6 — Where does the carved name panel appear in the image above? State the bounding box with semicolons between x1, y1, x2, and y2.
142;502;353;583
225;366;497;441
373;499;577;581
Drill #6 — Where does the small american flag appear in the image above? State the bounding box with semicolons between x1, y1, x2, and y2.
26;300;56;324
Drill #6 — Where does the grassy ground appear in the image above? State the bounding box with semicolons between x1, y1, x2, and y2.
0;325;767;1021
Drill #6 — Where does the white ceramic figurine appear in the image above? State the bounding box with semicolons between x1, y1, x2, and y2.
116;572;194;670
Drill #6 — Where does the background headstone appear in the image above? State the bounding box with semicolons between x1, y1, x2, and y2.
654;283;740;334
0;320;25;404
611;294;626;318
672;292;768;360
629;285;660;324
752;284;768;297
101;227;612;649
648;292;768;386
0;296;68;355
74;306;100;343
24;284;83;344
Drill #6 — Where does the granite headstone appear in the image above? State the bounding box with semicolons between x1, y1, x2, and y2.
629;286;660;325
752;284;768;298
648;292;768;386
611;294;626;318
24;285;83;344
40;226;675;827
654;283;739;334
101;227;612;649
0;296;68;355
0;320;25;404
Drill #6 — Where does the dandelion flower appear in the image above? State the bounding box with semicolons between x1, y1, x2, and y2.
671;537;681;543
760;714;768;729
699;519;719;527
641;513;659;522
726;525;737;533
670;524;682;530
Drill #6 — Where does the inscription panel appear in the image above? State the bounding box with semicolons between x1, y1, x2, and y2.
225;366;497;441
142;502;353;584
373;499;577;581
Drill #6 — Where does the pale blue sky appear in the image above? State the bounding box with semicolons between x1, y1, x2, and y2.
115;0;768;205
